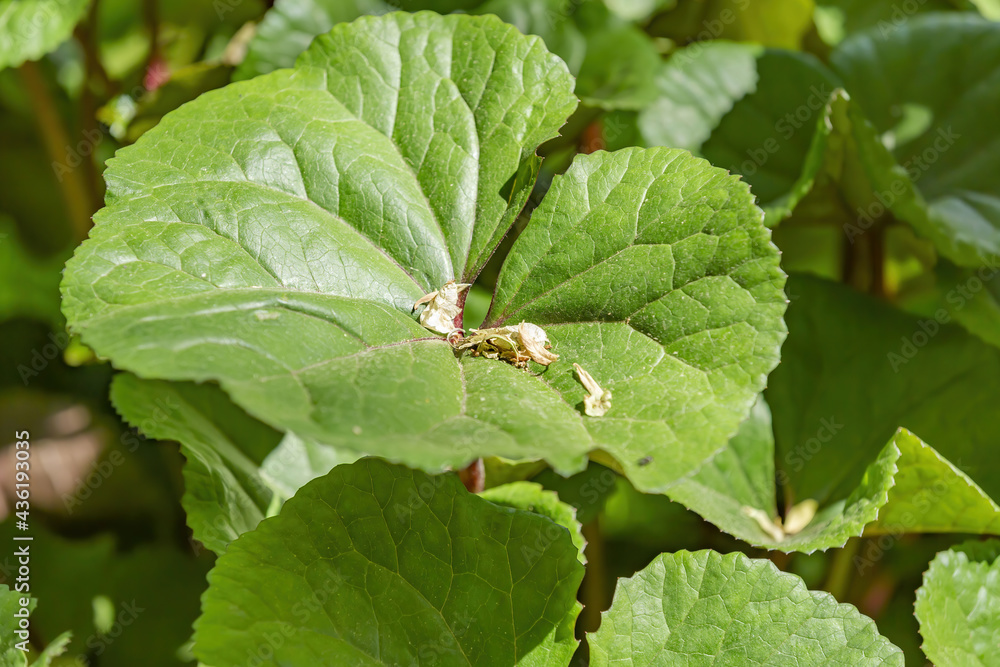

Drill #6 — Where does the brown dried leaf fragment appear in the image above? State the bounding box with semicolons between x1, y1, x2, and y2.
573;363;612;417
413;280;471;334
454;322;558;368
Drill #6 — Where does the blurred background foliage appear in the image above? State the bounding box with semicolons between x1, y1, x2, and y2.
1;0;999;664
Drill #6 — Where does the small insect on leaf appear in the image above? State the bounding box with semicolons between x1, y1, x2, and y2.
413;281;471;334
573;363;612;417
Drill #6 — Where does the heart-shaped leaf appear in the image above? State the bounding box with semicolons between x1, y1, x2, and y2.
193;458;585;666
588;550;904;665
915;539;1000;667
0;0;89;70
62;12;785;492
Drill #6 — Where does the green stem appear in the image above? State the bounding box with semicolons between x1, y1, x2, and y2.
74;0;114;96
869;223;886;298
824;536;861;601
143;0;161;74
579;518;610;634
75;0;106;208
19;60;93;241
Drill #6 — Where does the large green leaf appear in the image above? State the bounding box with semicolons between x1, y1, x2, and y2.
915;539;1000;666
829;14;1000;267
0;0;89;70
62;13;786;493
193;458;585;666
768;275;1000;509
588;550;904;665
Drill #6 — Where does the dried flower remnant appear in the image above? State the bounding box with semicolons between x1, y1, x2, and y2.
517;323;559;365
782;499;819;535
743;507;786;542
741;498;819;542
413;280;471;334
454;322;559;368
573;363;612;417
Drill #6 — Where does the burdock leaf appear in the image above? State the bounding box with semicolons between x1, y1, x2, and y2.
62;13;784;493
